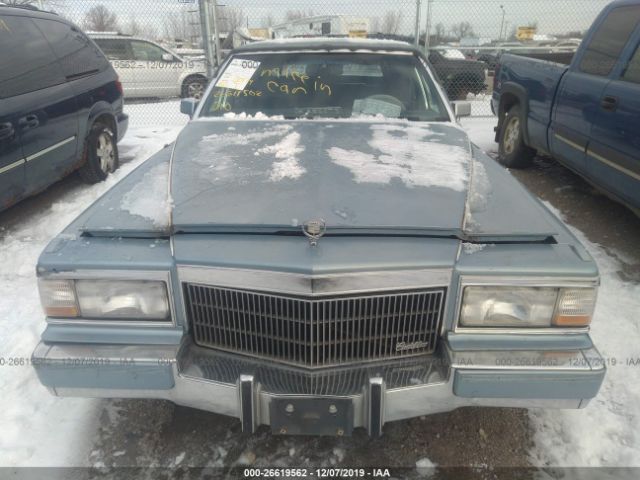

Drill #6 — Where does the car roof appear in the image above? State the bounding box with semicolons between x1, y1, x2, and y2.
234;37;420;55
89;33;139;40
0;3;63;20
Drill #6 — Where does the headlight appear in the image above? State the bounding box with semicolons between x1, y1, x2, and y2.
38;278;170;321
460;286;596;328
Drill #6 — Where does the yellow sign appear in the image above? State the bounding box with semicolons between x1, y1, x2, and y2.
517;26;537;40
349;30;368;38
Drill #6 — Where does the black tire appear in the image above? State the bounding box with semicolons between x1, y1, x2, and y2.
447;83;467;101
182;76;207;100
498;105;536;168
78;121;119;184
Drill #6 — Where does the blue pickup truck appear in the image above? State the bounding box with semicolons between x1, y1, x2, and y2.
492;0;640;214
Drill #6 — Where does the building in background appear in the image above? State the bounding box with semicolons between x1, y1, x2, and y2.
272;15;369;39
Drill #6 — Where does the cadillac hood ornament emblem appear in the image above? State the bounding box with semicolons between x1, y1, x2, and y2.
302;219;326;247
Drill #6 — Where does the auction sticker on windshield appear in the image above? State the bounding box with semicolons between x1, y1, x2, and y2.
215;59;261;90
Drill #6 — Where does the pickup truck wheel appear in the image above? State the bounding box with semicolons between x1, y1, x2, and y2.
182;76;207;100
78;121;119;184
498;106;535;168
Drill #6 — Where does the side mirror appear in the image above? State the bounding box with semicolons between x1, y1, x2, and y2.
453;101;472;118
180;98;198;118
162;53;174;62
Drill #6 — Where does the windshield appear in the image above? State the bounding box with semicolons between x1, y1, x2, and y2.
199;52;450;121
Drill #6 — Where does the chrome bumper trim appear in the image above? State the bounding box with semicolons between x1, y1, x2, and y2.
32;340;605;435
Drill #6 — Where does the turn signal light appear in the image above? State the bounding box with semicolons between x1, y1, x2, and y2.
552;288;597;327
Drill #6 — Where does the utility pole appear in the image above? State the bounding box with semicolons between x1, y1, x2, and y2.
499;5;506;41
199;0;215;78
414;0;422;46
423;0;433;53
210;0;222;68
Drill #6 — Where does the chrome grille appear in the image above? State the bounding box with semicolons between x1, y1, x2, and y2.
183;284;445;368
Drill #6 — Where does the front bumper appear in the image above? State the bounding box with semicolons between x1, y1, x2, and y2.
32;340;605;436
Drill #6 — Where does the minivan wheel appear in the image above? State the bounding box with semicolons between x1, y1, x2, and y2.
78;121;119;184
498;105;535;168
182;76;207;99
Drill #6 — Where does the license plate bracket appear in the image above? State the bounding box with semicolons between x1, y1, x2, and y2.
270;397;354;436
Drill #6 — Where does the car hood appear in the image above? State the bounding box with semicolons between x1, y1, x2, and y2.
77;119;558;241
167;119;556;240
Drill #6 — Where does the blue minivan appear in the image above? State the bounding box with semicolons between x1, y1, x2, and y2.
0;5;128;212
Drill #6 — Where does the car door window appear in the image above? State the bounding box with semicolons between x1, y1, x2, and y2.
131;40;169;61
0;15;65;98
622;44;640;84
579;5;640;77
35;19;109;79
93;38;132;60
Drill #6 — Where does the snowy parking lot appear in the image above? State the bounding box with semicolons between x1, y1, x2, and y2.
1;102;639;476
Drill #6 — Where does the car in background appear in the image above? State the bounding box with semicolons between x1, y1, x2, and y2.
475;42;524;74
428;49;487;99
440;48;467;60
89;33;209;99
493;0;640;215
0;4;128;212
553;39;583;52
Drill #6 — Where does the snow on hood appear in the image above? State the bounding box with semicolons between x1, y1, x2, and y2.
169;120;476;234
77;120;558;240
327;123;468;190
120;162;173;229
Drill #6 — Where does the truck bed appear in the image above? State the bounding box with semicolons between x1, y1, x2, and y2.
494;53;570;152
510;51;575;66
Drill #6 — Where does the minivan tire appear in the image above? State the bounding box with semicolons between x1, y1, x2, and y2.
498;105;536;168
78;121;119;184
182;76;207;100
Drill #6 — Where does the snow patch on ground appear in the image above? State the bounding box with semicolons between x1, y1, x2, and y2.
529;203;640;467
461;117;498;154
328;123;470;190
0;120;184;467
415;457;437;477
120;162;172;228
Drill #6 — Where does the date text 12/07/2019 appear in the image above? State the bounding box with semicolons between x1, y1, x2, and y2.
243;468;393;478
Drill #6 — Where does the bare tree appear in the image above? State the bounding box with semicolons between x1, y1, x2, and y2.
450;21;475;40
261;14;275;28
434;23;446;43
124;17;158;40
370;16;381;34
217;6;245;32
284;9;314;21
380;10;402;35
163;11;200;42
83;4;118;32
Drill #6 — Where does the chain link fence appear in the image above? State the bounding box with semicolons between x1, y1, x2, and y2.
33;0;612;121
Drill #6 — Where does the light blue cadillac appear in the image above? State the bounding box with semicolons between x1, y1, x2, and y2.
32;39;604;437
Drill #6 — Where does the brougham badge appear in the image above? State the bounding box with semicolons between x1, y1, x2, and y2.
302;219;326;247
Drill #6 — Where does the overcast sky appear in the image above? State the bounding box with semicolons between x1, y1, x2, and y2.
53;0;612;39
